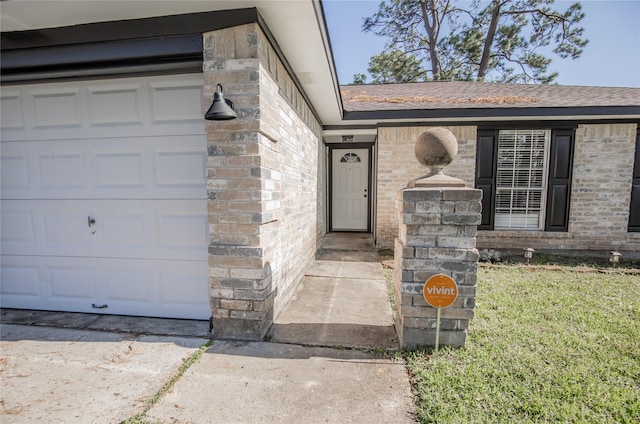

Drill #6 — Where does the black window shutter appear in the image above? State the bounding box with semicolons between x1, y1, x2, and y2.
629;128;640;232
476;130;498;230
545;129;575;231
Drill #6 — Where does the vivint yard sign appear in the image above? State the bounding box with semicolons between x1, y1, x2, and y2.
423;274;458;353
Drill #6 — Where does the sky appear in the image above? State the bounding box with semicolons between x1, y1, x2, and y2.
323;0;640;87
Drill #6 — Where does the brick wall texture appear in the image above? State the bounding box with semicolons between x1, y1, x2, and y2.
376;123;639;255
377;126;477;247
203;24;324;340
394;187;481;348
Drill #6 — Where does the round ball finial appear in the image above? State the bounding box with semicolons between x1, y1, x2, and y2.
414;127;458;170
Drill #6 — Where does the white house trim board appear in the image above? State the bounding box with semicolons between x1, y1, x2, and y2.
0;74;210;319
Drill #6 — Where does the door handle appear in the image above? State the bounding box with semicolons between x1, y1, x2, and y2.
88;216;97;234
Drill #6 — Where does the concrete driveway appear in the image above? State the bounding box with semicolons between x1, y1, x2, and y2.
1;323;415;424
0;324;207;424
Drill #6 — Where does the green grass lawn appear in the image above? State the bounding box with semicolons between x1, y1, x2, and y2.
405;265;640;423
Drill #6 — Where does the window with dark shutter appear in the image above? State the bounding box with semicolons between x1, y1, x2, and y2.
545;129;575;232
476;130;498;230
629;128;640;232
476;127;574;232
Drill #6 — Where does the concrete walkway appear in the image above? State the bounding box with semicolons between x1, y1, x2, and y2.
146;340;414;423
268;260;398;349
0;233;415;423
269;233;397;350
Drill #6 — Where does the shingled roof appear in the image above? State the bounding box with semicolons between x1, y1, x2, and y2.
340;81;640;113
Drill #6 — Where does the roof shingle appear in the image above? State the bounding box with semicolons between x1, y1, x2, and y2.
340;81;640;112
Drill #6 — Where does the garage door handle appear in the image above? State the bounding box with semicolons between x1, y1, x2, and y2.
88;216;96;227
92;303;108;309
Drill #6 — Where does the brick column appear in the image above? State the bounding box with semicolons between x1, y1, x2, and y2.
394;187;482;348
204;24;274;341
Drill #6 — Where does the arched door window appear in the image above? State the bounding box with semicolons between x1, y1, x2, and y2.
340;152;361;163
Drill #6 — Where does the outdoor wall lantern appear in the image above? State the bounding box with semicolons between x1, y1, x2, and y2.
609;251;622;268
205;84;237;121
523;247;535;265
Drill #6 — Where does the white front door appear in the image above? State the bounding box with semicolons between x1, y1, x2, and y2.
331;148;369;231
1;74;210;319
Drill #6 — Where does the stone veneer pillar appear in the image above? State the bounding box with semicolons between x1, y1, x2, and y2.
394;187;482;348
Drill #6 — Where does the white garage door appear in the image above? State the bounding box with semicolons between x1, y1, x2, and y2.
1;74;210;319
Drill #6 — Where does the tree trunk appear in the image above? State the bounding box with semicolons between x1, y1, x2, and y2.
477;1;502;81
420;0;442;79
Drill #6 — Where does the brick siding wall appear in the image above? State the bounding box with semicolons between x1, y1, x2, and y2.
376;123;640;256
255;27;325;315
376;126;477;248
204;23;323;339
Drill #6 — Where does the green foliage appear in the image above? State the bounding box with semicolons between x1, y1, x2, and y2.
360;0;588;84
405;267;640;423
363;49;426;83
352;73;368;84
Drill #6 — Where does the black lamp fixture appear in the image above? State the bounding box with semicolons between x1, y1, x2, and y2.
205;84;237;120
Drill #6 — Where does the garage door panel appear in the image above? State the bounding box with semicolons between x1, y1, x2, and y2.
31;88;83;130
1;74;205;141
0;74;209;320
2;136;205;199
150;81;204;124
100;212;148;247
95;199;208;261
50;264;97;300
158;261;210;314
103;264;153;303
39;151;86;188
0;256;98;313
2;200;207;261
1;200;94;256
157;210;209;249
1;208;37;242
44;208;92;244
1;153;30;189
0;92;25;130
87;84;144;127
155;150;206;186
0;261;41;297
95;150;146;187
1;256;209;319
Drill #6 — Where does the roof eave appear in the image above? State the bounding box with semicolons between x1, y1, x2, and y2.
342;105;640;122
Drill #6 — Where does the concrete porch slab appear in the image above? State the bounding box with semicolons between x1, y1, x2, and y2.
146;340;415;424
315;233;393;263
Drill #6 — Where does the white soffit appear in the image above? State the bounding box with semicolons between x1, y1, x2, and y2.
0;0;344;125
